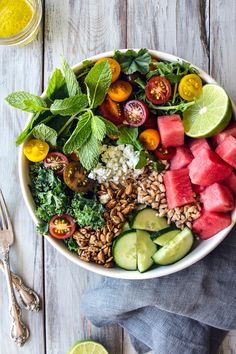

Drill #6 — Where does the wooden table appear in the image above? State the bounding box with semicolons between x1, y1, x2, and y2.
0;1;236;353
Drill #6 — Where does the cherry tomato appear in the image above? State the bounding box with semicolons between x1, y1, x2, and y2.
145;76;172;105
49;214;76;239
142;113;157;130
149;58;158;71
178;74;202;101
108;80;132;102
63;161;94;192
123;100;149;127
69;150;80;162
99;96;124;125
139;129;160;150
23;139;49;162
154;146;176;160
96;57;121;83
44;152;69;175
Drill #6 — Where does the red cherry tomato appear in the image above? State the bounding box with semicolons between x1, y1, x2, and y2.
154;146;176;160
99;96;124;125
123;100;149;127
44;152;69;175
49;214;76;239
145;76;172;105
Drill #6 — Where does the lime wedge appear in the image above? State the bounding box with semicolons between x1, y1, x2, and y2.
183;84;232;138
68;340;108;354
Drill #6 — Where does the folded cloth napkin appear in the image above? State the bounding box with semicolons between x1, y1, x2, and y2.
81;226;236;354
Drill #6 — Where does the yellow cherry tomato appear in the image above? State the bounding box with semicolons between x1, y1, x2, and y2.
178;74;202;101
139;129;160;151
23;139;49;162
96;57;121;83
108;80;133;102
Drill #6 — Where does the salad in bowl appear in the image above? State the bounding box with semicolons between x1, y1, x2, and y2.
6;48;236;278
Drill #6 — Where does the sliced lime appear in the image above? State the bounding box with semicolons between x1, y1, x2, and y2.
68;340;108;354
183;84;232;138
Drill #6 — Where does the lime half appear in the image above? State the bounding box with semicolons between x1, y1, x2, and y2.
68;340;108;354
183;84;232;138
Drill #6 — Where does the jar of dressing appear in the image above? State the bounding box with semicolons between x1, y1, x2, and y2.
0;0;42;46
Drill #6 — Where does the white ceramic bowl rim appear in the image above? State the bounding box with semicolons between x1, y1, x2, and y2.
18;49;236;280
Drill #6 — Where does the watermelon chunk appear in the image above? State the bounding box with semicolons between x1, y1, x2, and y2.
192;210;231;239
188;138;211;157
200;183;234;212
212;122;236;146
188;149;232;186
222;172;236;194
215;136;236;168
157;115;184;147
163;168;195;209
170;146;193;170
192;184;205;194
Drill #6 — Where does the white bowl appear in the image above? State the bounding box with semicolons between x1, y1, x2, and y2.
18;49;236;280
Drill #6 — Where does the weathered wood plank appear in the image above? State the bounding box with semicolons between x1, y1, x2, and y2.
44;1;126;353
0;17;45;354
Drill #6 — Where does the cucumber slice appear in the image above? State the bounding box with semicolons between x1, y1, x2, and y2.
113;231;137;270
152;227;194;265
132;208;168;231
153;227;180;246
121;221;130;233
137;230;157;273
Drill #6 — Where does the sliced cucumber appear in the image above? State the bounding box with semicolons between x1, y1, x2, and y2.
152;227;194;265
113;231;137;270
132;208;168;231
153;227;180;246
137;230;157;273
121;221;130;233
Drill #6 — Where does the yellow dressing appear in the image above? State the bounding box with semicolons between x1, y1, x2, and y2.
0;0;33;37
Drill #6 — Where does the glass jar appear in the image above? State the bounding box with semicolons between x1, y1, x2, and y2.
0;0;42;47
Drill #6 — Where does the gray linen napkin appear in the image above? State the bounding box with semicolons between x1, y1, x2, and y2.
81;226;236;354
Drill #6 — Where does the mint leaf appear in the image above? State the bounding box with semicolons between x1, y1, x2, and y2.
32;123;57;146
117;126;143;151
135;151;148;169
50;94;88;116
91;115;106;141
63;112;92;154
46;68;66;100
61;57;81;96
78;134;100;170
99;116;120;136
5;92;47;113
85;61;112;108
114;49;151;74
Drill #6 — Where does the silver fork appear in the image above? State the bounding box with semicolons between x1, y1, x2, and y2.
0;189;29;346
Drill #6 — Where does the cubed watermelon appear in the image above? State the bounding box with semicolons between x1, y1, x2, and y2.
188;149;232;186
157;115;184;147
200;183;234;212
212;122;236;146
163;168;195;209
192;184;205;194
193;210;231;239
170;146;193;170
222;172;236;194
215;136;236;168
188;138;211;157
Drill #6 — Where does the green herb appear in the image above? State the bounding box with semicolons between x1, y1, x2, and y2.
150;160;166;172
78;134;100;170
61;56;81;96
135;151;148;169
99;116;120;136
70;193;105;230
76;60;93;80
46;68;67;101
117;126;143;151
114;48;151;74
32;123;57;146
91;115;106;141
37;222;49;235
85;60;112;108
148;100;195;113
5;92;48;113
64;237;78;252
50;94;88;116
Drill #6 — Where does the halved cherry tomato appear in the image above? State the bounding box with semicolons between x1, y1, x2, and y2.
108;80;132;102
139;129;160;150
178;74;202;101
145;76;172;105
63;161;94;192
49;214;76;239
149;58;158;71
96;57;121;83
154;146;176;160
99;96;124;125
44;152;69;175
23;139;49;162
124;100;149;127
69;150;80;162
